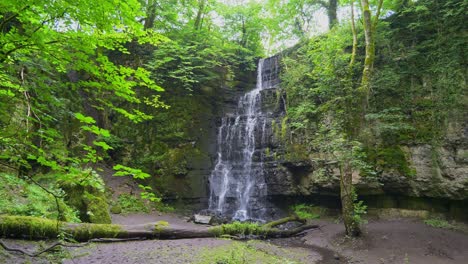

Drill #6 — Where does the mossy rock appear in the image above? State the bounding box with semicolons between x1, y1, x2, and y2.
110;205;122;214
367;145;415;177
63;185;112;224
83;191;112;224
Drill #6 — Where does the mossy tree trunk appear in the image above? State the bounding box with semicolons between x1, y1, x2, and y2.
349;0;358;67
0;216;318;242
359;0;384;110
339;159;360;236
338;0;362;238
327;0;338;29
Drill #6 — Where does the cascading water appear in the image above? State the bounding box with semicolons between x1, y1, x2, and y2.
208;57;280;221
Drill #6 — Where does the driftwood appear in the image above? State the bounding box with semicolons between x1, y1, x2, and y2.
0;215;318;242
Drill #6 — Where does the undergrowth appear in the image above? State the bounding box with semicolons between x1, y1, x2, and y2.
423;218;456;230
196;241;299;264
292;204;320;219
112;193;174;214
0;173;79;222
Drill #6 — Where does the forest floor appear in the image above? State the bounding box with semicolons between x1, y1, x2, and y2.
1;212;467;264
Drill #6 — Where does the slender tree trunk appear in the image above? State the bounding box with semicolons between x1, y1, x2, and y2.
349;0;358;67
143;0;157;30
194;0;207;30
360;0;384;109
340;158;360;236
328;0;338;28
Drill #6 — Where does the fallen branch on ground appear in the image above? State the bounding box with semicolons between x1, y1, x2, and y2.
0;215;318;243
0;239;87;257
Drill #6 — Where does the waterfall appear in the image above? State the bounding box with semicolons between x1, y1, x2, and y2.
208;57;280;221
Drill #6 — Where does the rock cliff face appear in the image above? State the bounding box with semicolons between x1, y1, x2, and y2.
219;58;467;219
257;79;468;219
152;56;467;220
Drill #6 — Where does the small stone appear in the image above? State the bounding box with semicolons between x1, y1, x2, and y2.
194;214;212;224
333;253;340;260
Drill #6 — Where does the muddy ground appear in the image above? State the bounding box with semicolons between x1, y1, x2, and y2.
1;213;467;264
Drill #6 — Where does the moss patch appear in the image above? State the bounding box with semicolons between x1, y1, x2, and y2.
110;205;122;214
63;185;111;224
196;241;301;264
71;223;122;241
83;191;112;224
367;145;415;177
209;221;268;237
0;215;60;239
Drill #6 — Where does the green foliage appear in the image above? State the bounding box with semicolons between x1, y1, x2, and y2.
423;218;455;230
115;194;150;214
280;0;466;181
113;165;150;180
0;173;79;222
292;204;320;220
366;146;415;177
352;192;368;225
196;242;299;264
0;0;166;215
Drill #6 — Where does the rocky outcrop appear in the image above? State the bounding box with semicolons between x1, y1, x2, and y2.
266;134;468;201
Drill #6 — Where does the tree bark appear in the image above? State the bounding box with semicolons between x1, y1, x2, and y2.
143;0;157;30
340;159;361;236
328;0;338;29
349;0;358;67
360;0;384;109
194;0;207;30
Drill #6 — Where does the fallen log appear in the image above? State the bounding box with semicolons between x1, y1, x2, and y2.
0;215;318;242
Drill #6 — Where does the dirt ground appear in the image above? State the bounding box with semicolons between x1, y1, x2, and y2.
304;218;468;264
1;213;467;264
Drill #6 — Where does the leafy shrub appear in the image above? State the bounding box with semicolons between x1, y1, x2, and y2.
116;194;150;214
0;173;79;222
424;219;455;229
352;192;368;225
292;204;320;220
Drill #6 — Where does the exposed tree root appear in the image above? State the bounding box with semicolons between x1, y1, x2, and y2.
0;239;86;257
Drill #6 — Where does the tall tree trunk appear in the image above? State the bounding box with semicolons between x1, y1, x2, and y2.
340;1;363;238
360;0;383;109
143;0;157;30
328;0;338;28
194;0;207;30
349;0;358;67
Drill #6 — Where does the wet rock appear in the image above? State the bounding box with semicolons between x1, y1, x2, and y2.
193;214;212;224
